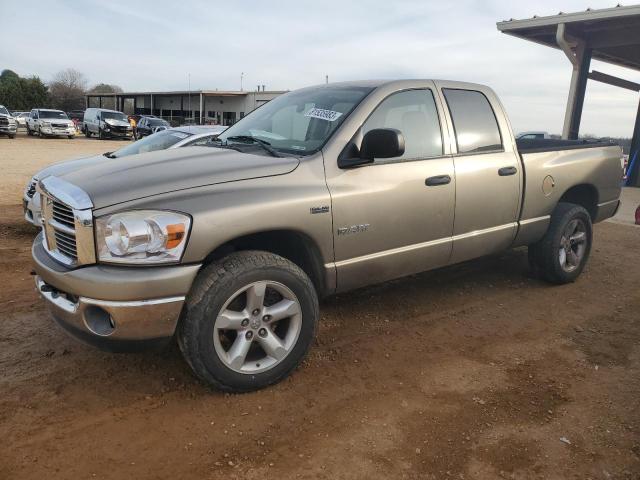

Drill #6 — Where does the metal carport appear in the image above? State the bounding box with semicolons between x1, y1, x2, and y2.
497;4;640;187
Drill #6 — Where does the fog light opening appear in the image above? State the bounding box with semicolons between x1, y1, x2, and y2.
84;306;116;336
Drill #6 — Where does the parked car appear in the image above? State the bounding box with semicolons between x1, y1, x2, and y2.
83;108;133;139
135;116;170;139
0;105;17;138
67;110;85;122
14;112;30;128
22;125;227;226
26;109;75;138
30;80;623;392
516;131;551;140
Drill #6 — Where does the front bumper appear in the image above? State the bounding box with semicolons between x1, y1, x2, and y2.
40;126;75;136
0;124;16;134
32;235;201;351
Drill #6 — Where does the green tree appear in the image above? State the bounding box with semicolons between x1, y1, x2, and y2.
0;69;48;110
89;83;123;94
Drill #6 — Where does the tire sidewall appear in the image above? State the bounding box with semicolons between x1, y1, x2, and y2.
187;261;317;391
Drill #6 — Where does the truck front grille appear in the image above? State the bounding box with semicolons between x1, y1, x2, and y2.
0;117;8;126
54;230;78;259
52;201;75;228
38;177;95;267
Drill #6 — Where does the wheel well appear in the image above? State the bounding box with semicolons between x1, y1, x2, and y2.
203;230;327;297
559;184;598;220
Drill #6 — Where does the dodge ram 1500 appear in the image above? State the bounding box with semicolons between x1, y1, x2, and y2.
32;80;623;392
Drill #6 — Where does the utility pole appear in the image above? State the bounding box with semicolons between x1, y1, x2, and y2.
325;75;329;84
240;72;244;91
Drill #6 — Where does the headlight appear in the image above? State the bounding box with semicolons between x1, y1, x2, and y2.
96;210;191;264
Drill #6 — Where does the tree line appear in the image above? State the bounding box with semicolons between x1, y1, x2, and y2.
0;68;122;112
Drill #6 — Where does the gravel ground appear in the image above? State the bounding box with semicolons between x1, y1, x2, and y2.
0;131;126;206
0;135;639;479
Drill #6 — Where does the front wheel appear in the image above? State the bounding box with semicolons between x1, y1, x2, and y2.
178;251;319;392
528;202;592;284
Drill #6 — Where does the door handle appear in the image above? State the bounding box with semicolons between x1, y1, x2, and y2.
425;175;451;186
498;166;518;176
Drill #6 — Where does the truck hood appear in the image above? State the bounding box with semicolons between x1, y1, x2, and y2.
46;147;300;209
103;118;130;127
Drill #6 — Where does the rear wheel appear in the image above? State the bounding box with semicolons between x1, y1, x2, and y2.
98;128;105;139
26;125;34;136
178;251;319;392
528;202;592;284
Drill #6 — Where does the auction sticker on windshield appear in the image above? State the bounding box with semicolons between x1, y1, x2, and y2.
305;108;343;122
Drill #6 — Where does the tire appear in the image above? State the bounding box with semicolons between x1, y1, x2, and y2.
85;127;91;138
98;128;105;140
528;202;592;284
68;135;74;139
27;125;34;136
178;250;319;392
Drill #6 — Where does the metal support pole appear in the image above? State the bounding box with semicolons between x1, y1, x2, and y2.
557;24;592;139
150;94;154;115
199;93;204;125
627;98;640;187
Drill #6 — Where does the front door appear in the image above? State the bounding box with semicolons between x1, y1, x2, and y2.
436;83;522;264
326;88;456;292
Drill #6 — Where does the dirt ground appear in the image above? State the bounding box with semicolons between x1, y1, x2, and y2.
1;134;639;479
0;131;125;205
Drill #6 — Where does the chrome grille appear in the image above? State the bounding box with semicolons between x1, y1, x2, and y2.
54;230;78;259
52;201;75;228
0;117;8;126
38;176;95;267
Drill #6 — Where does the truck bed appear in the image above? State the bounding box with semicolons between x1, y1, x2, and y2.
516;137;615;153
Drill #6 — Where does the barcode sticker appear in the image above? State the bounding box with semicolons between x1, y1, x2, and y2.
304;108;343;122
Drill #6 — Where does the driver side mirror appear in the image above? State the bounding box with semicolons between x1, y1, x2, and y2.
338;128;405;168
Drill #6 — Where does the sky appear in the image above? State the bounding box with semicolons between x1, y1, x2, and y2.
2;0;639;137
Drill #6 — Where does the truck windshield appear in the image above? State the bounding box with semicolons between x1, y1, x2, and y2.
0;106;9;115
217;85;374;156
102;112;128;122
109;130;191;158
40;110;68;119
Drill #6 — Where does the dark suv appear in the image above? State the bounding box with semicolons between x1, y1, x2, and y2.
135;117;170;139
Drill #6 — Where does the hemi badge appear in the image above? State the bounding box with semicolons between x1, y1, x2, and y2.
310;206;330;214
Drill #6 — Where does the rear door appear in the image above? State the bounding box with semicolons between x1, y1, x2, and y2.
435;82;522;264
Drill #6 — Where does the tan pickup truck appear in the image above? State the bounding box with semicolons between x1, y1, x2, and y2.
32;80;624;392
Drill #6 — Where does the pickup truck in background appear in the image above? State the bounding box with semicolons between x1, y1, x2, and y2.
31;80;623;392
27;109;75;138
0;104;17;138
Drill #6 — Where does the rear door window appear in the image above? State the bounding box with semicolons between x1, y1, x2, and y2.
442;89;502;154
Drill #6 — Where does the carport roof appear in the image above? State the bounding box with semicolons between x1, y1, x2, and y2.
497;4;640;71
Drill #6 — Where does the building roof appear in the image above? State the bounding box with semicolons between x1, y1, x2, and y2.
497;4;640;70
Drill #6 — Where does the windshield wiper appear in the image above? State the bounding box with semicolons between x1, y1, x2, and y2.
224;135;282;157
103;151;117;158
